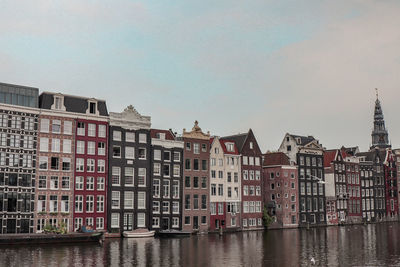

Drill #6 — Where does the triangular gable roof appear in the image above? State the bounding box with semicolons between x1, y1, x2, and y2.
222;129;261;154
324;150;338;168
303;139;323;149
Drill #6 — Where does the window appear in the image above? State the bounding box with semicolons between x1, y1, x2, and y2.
152;217;160;228
218;184;223;196
50;176;59;189
112;191;120;209
64;121;72;135
40;119;49;133
173;180;179;198
125;167;134;186
97;159;105;173
185;195;190;210
112;167;121;185
87;159;95;172
162;202;170;214
86;195;94;212
185;176;191;188
38;176;47;189
138;148;146;159
201;195;207;209
49;195;58;212
218;171;223;179
172;217;179;228
52;120;61;134
75;176;84;190
163;164;170;177
51;139;60;152
37;195;46;212
138;168;146;186
186;142;191;150
193;159;199;170
202;160;207;171
87;141;95;155
63;139;71;153
243;170;248;180
193;143;200;154
88;124;96;137
124;191;134;209
139;133;147;143
97;177;105;190
75;195;83;212
113;146;121;158
77;122;85;136
98;142;105;155
40;138;49;152
153;163;161;176
153;179;160;197
185;159;191;170
137;213;145;227
111;213;120;228
76;141;85;154
89;102;97;114
201;177;207;189
154;150;161;160
39;157;48;170
125;147;135;159
163;180;170;198
98;125;106;138
62;176;70;189
202;143;207;152
113;130;121;141
173;152;180;161
126;132;135;142
138;192;146;209
164;151;171;161
97;195;104;212
86;177;94;190
76;158;84;172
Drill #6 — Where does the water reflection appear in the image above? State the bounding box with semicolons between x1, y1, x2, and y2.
1;223;400;266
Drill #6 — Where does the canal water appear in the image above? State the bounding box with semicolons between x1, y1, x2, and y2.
1;222;400;266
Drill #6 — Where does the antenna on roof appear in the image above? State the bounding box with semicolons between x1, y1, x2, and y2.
375;88;379;100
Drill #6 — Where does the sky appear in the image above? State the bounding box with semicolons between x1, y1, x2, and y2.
1;0;400;152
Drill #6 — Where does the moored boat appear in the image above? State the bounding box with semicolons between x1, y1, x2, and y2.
123;229;155;238
0;232;104;245
157;229;192;237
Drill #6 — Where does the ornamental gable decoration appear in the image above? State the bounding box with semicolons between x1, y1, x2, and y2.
183;120;210;140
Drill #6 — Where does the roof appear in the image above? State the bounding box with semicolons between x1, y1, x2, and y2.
324;150;338;168
219;139;239;155
263;152;290;166
221;132;247;152
39;92;108;116
289;134;316;146
150;129;175;141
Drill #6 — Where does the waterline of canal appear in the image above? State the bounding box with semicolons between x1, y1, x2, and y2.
1;222;400;266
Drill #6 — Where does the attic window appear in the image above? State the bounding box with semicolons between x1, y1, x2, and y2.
156;133;165;140
296;138;301;144
226;143;234;152
250;142;253;149
89;102;97;114
286;137;289;142
55;97;62;110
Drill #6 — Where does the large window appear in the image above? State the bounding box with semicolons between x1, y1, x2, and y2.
88;124;96;137
125;167;134;186
172;180;179;198
112;167;121;185
153;179;160;197
138;192;146;209
163;180;170;198
124;191;134;209
112;191;120;209
87;141;95;155
86;195;94;212
52;120;61;134
138;168;146;186
125;147;135;159
76;141;85;154
98;125;106;138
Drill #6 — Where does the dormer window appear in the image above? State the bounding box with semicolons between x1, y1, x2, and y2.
156;133;165;140
55;97;62;110
226;143;234;152
89;101;97;114
296;138;301;144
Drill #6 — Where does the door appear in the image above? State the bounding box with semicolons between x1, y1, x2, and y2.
124;213;133;231
162;218;169;230
6;219;16;233
193;216;199;229
215;219;220;229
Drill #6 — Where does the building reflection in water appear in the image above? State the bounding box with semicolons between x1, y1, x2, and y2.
2;223;400;266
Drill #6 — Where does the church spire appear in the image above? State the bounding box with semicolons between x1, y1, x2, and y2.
371;88;390;150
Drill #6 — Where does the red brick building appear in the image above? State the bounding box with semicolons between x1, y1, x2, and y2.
222;129;263;230
182;121;210;233
263;152;298;228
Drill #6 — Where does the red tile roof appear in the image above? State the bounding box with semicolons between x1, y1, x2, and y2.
323;150;338;168
150;129;175;140
263;152;290;166
219;139;239;155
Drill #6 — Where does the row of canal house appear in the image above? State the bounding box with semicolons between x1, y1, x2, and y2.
1;81;399;234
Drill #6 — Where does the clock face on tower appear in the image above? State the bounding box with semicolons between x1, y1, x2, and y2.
379;135;384;142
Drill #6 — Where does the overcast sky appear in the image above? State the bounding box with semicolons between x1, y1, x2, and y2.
1;0;399;152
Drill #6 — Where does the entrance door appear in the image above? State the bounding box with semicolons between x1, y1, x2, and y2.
6;219;16;233
124;213;133;231
193;216;199;230
215;219;219;229
161;218;169;230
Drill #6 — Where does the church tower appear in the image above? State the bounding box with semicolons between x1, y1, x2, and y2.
371;89;390;150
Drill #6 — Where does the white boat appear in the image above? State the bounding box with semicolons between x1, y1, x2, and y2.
123;229;155;238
